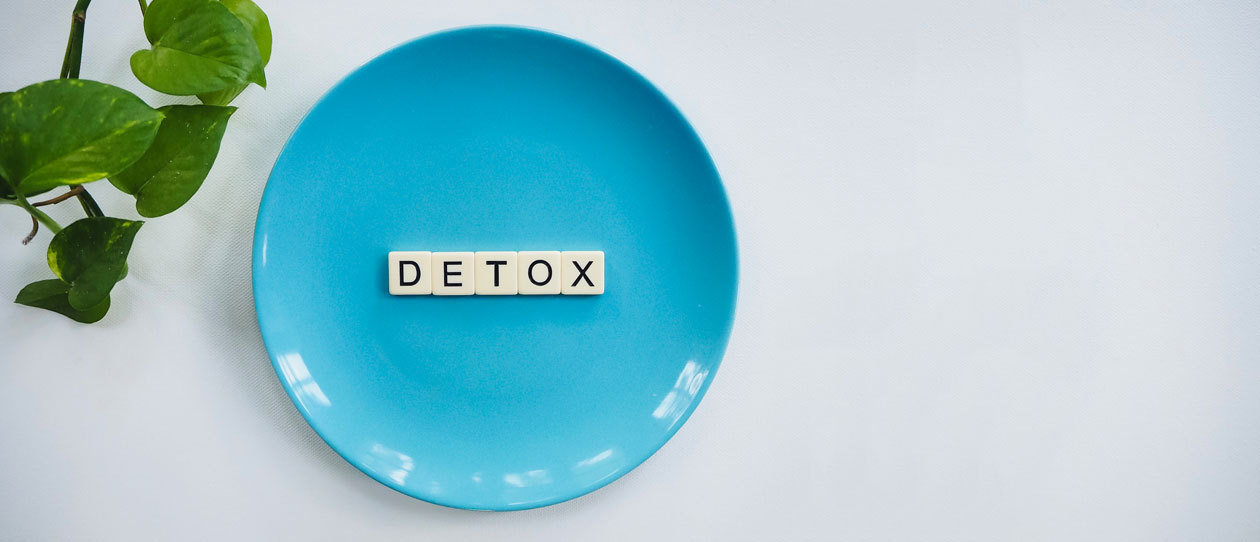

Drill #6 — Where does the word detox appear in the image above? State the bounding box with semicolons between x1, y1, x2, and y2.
388;251;605;296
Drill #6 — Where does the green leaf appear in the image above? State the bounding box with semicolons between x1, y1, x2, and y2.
109;105;235;217
0;79;163;196
47;217;143;310
223;0;271;65
197;0;272;105
15;279;111;323
196;87;242;107
131;0;263;96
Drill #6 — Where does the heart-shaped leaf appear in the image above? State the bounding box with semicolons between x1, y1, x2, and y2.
110;104;235;217
131;0;264;96
224;0;271;65
0;79;163;196
47;217;143;310
197;0;272;106
14;279;111;323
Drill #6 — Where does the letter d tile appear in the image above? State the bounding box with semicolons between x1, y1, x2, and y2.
388;251;432;295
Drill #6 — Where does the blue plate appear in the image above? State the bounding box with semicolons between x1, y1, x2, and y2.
253;26;738;510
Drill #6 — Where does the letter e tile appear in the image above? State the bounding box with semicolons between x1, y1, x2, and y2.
432;252;475;295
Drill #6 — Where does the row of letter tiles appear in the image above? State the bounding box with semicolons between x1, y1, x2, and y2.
388;251;604;296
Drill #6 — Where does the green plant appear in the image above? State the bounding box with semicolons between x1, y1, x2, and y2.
1;0;272;322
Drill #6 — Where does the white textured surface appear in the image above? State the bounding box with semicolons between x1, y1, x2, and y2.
2;1;1260;540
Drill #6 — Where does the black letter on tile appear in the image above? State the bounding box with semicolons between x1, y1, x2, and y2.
399;261;421;286
528;260;552;286
487;260;508;286
444;261;462;287
571;260;594;287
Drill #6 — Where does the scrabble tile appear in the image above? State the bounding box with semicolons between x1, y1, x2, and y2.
517;251;562;295
475;251;518;295
431;252;475;295
561;251;604;295
388;251;431;295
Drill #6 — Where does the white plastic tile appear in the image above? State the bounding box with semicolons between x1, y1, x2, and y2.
388;251;432;295
517;251;562;295
474;251;518;295
561;251;604;295
431;252;475;295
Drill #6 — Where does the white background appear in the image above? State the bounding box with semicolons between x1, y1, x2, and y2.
2;1;1259;540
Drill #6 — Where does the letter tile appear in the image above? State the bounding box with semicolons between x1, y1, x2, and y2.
388;251;432;295
517;251;562;295
561;251;604;295
475;251;518;295
431;252;475;295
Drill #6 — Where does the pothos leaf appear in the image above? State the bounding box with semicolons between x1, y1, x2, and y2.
110;104;235;217
0;79;163;196
223;0;271;67
198;0;272;105
47;217;143;310
131;0;264;96
14;279;111;323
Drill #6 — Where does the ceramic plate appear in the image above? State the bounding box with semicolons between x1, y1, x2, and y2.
253;26;737;510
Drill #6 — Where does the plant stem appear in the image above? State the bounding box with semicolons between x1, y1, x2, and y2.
56;0;107;220
77;189;104;217
31;185;102;217
23;215;39;245
60;0;91;79
138;0;147;15
14;192;62;235
33;186;84;207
